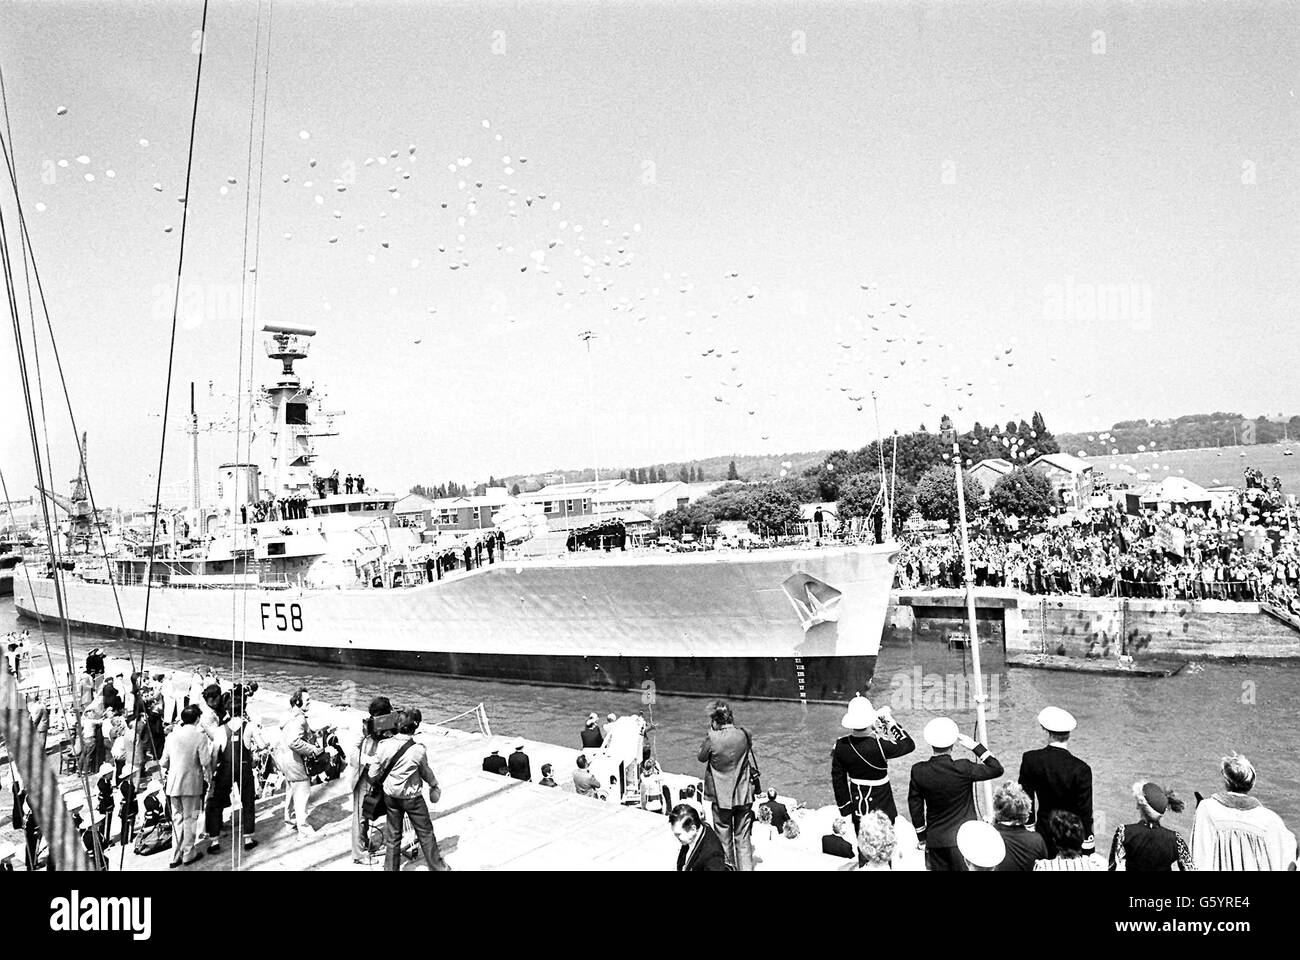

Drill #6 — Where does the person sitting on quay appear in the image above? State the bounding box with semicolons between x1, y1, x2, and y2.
1110;780;1194;871
1191;754;1297;871
758;787;789;834
1033;810;1107;871
580;712;604;748
507;743;531;781
991;781;1048;871
821;816;856;860
538;763;558;788
482;749;508;776
572;754;601;797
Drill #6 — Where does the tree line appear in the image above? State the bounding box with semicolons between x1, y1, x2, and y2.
1059;412;1300;456
653;411;1067;539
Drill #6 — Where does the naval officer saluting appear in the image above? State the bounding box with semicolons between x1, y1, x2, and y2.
1018;706;1094;857
831;696;915;835
907;716;1003;871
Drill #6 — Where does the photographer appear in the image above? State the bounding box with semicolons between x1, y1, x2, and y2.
346;696;393;863
203;685;266;854
277;688;323;832
363;708;451;871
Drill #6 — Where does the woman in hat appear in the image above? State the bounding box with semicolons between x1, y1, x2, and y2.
1109;781;1193;871
831;695;914;839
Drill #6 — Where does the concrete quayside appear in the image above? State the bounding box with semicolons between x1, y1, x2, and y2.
0;674;855;871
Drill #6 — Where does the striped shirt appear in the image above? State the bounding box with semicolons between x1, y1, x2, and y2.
1033;853;1108;871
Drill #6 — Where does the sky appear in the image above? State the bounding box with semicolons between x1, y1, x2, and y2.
1;0;1297;506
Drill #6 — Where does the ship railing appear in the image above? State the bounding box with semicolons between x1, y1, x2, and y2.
96;571;299;590
425;702;492;737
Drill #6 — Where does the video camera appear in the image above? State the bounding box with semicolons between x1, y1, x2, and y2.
366;712;399;738
362;696;397;739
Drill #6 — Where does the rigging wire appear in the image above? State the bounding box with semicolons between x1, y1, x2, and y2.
136;0;212;713
227;0;274;870
0;72;134;648
0;137;104;871
0;466;74;756
0;62;163;870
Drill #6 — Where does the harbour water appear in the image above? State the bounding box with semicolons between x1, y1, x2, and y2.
6;599;1298;855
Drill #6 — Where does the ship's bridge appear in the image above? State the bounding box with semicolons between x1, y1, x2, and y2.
309;493;397;517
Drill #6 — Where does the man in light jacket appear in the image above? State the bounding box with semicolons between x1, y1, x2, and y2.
697;699;756;871
277;688;323;832
160;705;211;867
363;708;451;871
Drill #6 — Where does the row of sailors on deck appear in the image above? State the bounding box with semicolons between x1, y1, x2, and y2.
242;497;310;524
420;531;507;581
312;472;366;498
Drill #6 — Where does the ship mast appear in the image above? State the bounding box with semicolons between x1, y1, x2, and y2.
261;323;320;498
189;382;200;513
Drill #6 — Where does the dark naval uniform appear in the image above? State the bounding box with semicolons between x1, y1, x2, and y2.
908;744;1003;872
1018;744;1094;856
831;723;915;831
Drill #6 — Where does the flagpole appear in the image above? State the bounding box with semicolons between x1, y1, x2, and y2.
872;391;891;539
952;441;994;814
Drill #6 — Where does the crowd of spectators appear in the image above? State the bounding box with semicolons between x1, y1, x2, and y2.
897;469;1300;609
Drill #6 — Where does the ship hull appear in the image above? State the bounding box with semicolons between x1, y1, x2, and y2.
13;543;896;703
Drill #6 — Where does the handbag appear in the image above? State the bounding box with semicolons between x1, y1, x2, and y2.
133;818;173;856
361;739;416;822
734;727;761;804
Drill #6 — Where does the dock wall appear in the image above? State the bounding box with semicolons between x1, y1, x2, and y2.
891;591;1300;662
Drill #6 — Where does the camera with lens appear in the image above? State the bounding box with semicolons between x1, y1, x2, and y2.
362;696;396;739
